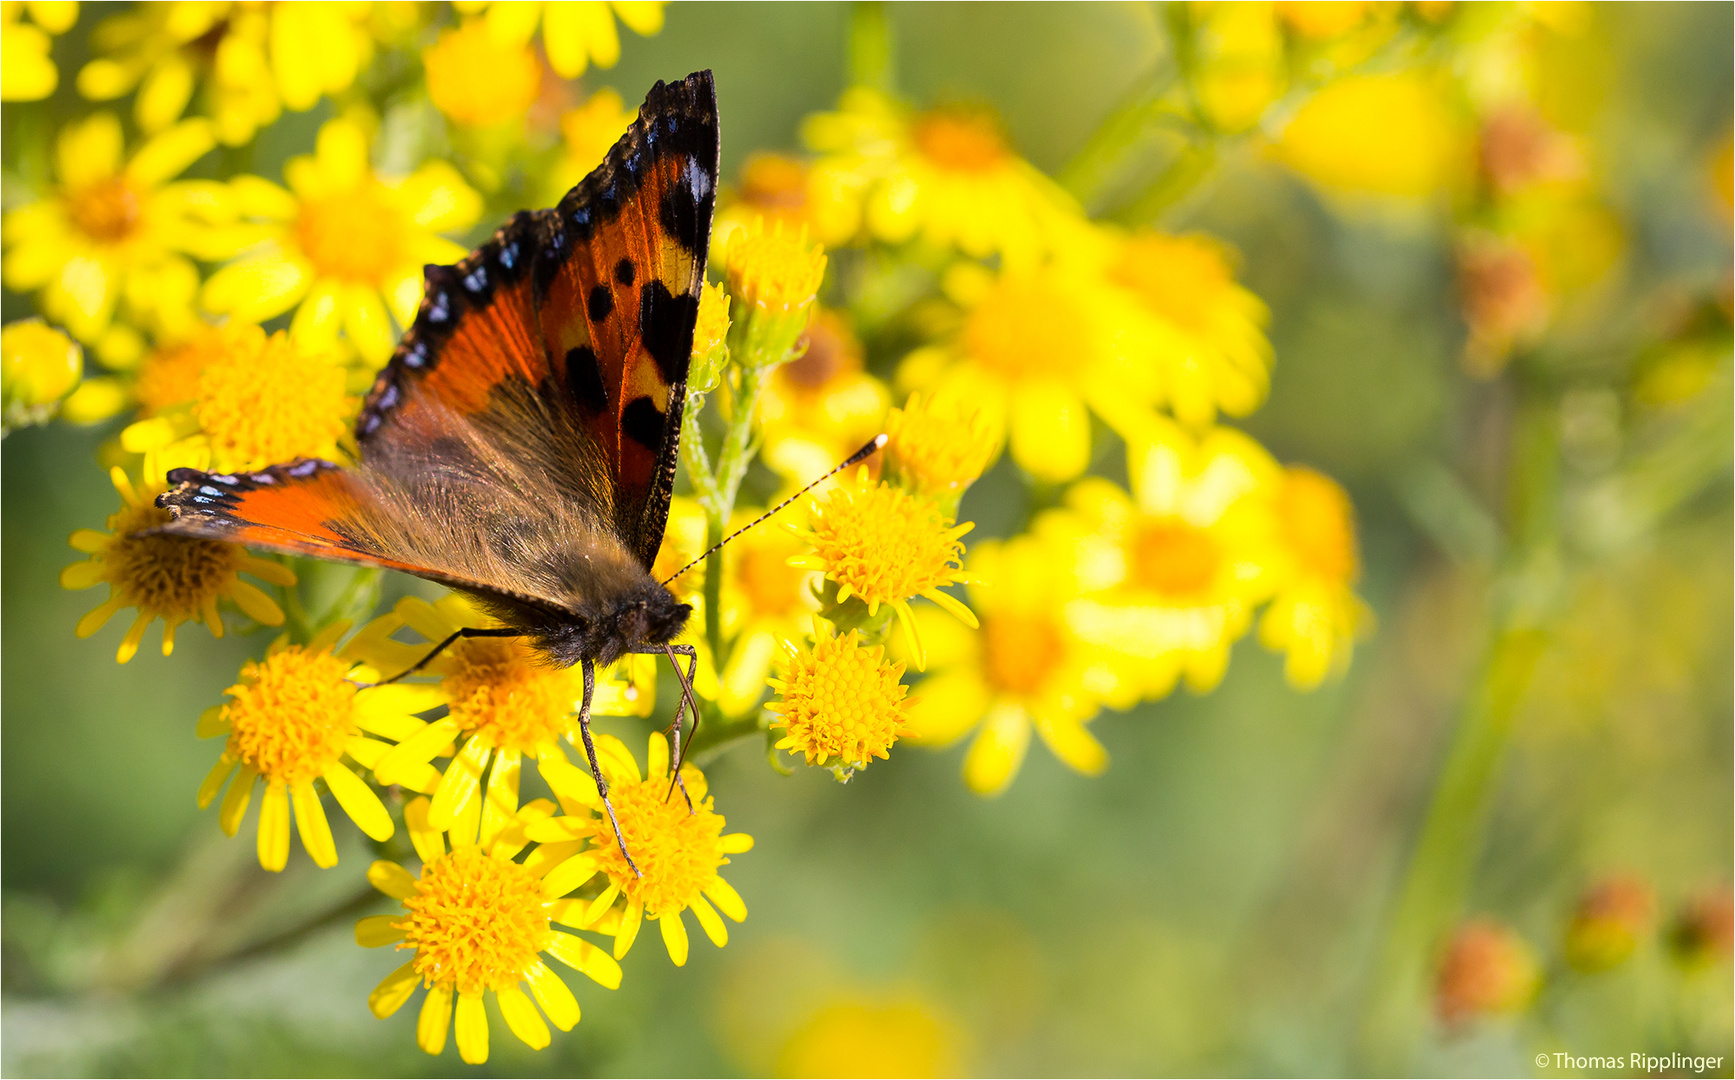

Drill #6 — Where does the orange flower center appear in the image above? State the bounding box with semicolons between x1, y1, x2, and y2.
223;645;357;787
1278;468;1357;582
983;613;1064;696
103;500;245;621
587;777;726;916
963;276;1081;381
1130;522;1223;599
441;635;578;754
739;152;810;211
913;107;1010;173
68;178;143;244
193;328;351;472
294;186;407;283
805;480;965;607
1111;234;1234;335
769;630;908;769
398;847;550;995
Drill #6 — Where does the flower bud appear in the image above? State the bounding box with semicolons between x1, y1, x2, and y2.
1562;875;1654;973
1435;919;1542;1025
2;319;83;432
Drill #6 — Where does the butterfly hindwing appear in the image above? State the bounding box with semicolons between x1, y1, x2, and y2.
158;71;718;611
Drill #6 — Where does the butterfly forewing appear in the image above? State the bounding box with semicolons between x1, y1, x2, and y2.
158;71;719;617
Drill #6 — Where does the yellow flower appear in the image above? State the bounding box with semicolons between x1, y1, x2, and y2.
756;310;889;484
1277;71;1470;200
903;531;1131;797
1188;1;1287;133
524;733;752;967
777;996;967;1079
768;621;911;778
1;111;232;353
423;18;541;129
899;264;1148;484
360;799;625;1065
1057;419;1283;700
1434;919;1542;1024
201;118;481;365
76;2;380;146
2;318;83;432
542;88;638;205
453;0;665;80
802;88;1085;266
348;595;653;849
688;279;732;393
2;1;76;101
1258;466;1373;689
787;469;977;669
121;323;353;473
1099;231;1273;427
196;623;431;871
721;215;827;371
882;389;1002;507
715;152;860;251
61;466;294;663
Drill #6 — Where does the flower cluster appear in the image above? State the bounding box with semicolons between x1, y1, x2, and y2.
14;0;1421;1065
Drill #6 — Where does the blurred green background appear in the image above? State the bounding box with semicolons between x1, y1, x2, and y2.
4;3;1731;1076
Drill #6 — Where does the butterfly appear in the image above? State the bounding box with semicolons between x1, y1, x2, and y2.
157;71;720;865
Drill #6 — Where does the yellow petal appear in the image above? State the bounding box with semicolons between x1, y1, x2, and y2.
374;716;461;786
903;670;989;747
525;960;580;1031
961;703;1031;797
704;876;747;922
58;112;123;189
496;984;551;1051
258;783;292;871
1032;713;1109;777
659;910;690;966
540;853;599;899
478;746;520;851
128;119;215;186
546;930;623;989
200;255;311;323
417;984;452;1055
342;283;395;365
1009;381;1090;483
614;898;642;959
218;765;257;835
404;795;445;867
196;754;237;809
323;761;394;842
367;859;418;900
454;990;489;1065
355;913;406;948
368;959;419;1018
690;895;727;947
428;734;491;830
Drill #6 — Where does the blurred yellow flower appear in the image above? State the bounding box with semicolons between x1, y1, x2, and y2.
348;594;653;847
900;265;1148;484
1;111;231;353
757;311;889;484
882;389;1001;510
360;801;623;1065
1101;230;1273;427
121;323;353;474
77;2;379;146
524;733;752;967
1189;1;1287;133
61;466;294;663
2;318;83;432
1258;465;1373;689
711;503;820;716
715;152;861;252
196;622;419;871
1059;420;1283;699
202;118;481;365
1278;71;1470;199
454;0;665;80
767;622;911;777
777;996;967;1079
2;0;76;101
904;531;1132;797
423;18;540;129
788;469;977;669
802;88;1084;265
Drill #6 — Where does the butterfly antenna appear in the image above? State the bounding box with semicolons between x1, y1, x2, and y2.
659;433;888;586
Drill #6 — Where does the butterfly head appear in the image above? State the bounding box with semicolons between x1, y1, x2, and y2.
522;579;691;668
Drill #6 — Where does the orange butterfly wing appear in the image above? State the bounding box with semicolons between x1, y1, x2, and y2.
158;72;718;606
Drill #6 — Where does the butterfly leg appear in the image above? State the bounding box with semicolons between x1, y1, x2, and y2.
634;643;699;811
357;626;520;688
575;658;642;878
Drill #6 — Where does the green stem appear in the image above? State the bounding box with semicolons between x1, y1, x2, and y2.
847;0;894;92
